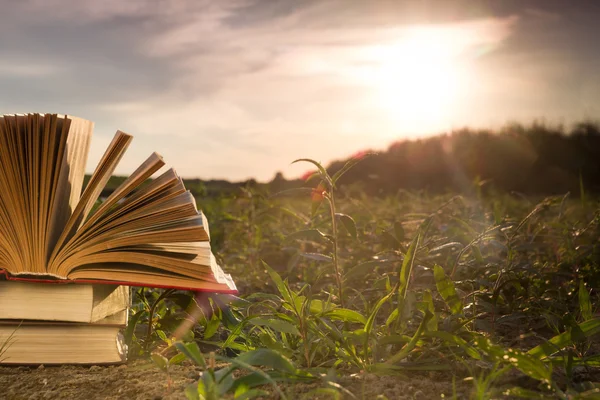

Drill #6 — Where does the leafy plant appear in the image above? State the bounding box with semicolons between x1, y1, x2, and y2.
135;173;600;398
176;341;315;400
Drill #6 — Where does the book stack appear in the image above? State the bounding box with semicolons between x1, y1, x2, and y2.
0;282;129;364
0;113;236;364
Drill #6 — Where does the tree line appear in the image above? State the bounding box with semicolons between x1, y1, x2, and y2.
269;121;600;196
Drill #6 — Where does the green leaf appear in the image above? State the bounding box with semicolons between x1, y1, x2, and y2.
221;306;242;329
204;316;220;340
344;260;392;281
377;334;411;346
473;335;552;382
151;353;168;372
299;252;333;263
292;158;332;186
156;329;168;342
400;290;417;325
217;354;292;400
386;310;433;364
257;333;293;357
385;308;399;327
123;309;144;347
234;389;270;400
185;383;200;400
434;264;463;315
304;298;336;314
364;288;397;361
250;318;301;335
425;331;480;360
579;280;593;321
235;348;298;374
422;290;438;332
324;308;366;325
271;187;315;198
396;234;420;325
175;341;207;368
214;368;235;395
169;352;187;365
287;229;332;243
399;234;420;300
263;262;293;304
364;288;396;337
336;213;357;239
528;318;600;360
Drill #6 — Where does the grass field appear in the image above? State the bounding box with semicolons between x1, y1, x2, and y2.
108;158;599;399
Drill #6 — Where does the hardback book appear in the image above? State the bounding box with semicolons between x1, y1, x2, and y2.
0;113;236;293
0;281;129;323
0;311;128;364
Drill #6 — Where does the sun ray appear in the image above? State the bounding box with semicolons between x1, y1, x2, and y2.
347;27;468;132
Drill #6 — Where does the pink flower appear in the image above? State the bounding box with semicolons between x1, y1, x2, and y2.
301;170;316;181
351;150;368;160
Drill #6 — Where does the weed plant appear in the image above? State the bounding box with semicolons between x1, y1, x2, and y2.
131;157;599;399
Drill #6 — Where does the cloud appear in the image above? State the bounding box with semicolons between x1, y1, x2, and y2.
2;0;580;181
0;60;62;77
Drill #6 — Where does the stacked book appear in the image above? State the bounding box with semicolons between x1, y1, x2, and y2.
0;282;129;364
0;113;236;365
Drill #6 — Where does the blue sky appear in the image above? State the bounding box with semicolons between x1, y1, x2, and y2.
1;0;598;181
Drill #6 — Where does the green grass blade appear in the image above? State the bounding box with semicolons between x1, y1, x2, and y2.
527;318;600;359
579;280;593;321
434;264;463;315
399;234;420;300
473;335;552;382
385;310;432;365
425;331;480;360
422;290;438;332
364;288;396;336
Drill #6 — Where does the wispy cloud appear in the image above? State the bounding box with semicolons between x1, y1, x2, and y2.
1;0;594;180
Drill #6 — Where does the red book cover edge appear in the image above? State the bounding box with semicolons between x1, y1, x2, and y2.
0;269;238;294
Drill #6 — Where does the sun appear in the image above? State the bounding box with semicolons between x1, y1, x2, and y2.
351;28;466;131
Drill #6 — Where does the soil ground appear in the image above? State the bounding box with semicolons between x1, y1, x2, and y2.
0;359;466;399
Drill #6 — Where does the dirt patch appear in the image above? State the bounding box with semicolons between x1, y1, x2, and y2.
0;360;195;400
0;360;469;399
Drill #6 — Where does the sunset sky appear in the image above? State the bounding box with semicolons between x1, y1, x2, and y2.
1;0;599;181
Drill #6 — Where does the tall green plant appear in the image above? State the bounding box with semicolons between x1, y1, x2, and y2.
292;156;371;307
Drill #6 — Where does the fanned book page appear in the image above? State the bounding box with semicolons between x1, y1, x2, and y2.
0;113;236;293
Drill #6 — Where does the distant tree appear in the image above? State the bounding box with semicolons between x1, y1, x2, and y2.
316;121;600;196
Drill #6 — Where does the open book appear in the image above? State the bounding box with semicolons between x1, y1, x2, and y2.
0;113;235;293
